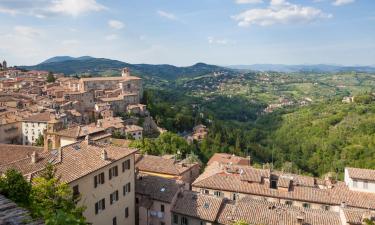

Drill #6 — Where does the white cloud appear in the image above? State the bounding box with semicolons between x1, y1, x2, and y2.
332;0;355;6
0;0;106;17
105;34;119;41
47;0;106;16
235;0;263;4
14;26;42;38
233;0;332;27
157;10;177;20
108;20;125;29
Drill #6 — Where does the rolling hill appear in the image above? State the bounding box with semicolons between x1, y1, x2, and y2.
19;56;231;80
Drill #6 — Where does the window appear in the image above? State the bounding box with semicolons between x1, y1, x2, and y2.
123;182;131;196
173;215;178;224
285;201;293;206
95;199;105;215
72;185;80;198
109;166;118;180
112;217;117;225
200;221;206;225
94;172;105;188
181;217;188;225
110;190;119;205
363;181;369;189
214;191;222;197
122;159;130;172
136;197;139;204
203;189;209;195
161;204;165;212
271;180;277;189
232;193;238;201
125;207;129;218
302;203;310;209
160;223;165;225
322;205;330;211
353;180;358;188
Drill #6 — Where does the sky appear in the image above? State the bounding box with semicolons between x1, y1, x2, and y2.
0;0;374;66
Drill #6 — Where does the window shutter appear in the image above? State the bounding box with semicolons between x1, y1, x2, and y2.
110;194;113;205
122;162;125;172
102;199;105;210
123;185;126;196
94;176;98;188
115;166;118;176
95;202;98;214
109;169;112;180
128;183;131;193
101;173;105;184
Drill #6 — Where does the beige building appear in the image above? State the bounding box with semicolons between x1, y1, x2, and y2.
0;139;138;225
0;117;21;144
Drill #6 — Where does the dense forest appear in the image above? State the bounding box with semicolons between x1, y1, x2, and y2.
137;72;375;178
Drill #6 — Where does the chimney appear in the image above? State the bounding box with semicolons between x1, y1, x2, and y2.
84;134;90;144
101;149;108;160
31;151;38;164
296;215;305;225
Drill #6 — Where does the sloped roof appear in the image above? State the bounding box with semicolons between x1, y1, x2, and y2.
172;190;224;222
346;167;375;181
136;174;183;203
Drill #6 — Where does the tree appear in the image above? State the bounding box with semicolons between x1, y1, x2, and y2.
46;72;56;83
30;164;86;225
232;220;249;225
0;169;31;206
34;134;44;147
364;219;375;225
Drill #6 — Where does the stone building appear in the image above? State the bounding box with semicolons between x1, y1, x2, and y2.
0;140;138;225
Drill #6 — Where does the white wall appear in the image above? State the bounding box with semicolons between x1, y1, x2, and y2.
345;168;375;193
22;122;47;145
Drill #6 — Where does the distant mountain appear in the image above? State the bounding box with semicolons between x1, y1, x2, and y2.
228;64;375;73
19;56;231;80
41;56;95;64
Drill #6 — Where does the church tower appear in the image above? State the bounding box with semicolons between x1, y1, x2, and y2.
121;67;130;77
2;60;7;70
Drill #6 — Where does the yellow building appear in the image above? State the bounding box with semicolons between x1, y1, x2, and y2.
0;139;138;225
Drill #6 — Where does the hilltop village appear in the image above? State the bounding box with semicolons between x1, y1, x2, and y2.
0;63;375;225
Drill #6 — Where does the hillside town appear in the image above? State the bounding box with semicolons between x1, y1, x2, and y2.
0;62;374;225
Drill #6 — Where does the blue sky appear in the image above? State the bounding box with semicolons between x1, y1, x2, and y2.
0;0;374;66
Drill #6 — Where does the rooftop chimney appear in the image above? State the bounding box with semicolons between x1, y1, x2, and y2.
101;149;108;160
31;151;38;164
84;134;90;145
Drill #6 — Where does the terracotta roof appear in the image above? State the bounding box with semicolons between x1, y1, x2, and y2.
23;112;51;122
136;154;198;176
136;174;183;203
0;144;43;166
346;167;375;181
207;153;250;166
217;197;341;225
343;208;375;225
172;190;224;222
0;141;138;183
193;163;375;210
55;125;105;138
80;76;141;82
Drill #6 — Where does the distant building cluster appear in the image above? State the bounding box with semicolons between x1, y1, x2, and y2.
0;60;7;70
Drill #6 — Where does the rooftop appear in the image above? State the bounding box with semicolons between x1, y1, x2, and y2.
0;141;138;183
136;174;183;203
0;144;44;166
192;162;375;210
135;154;198;176
346;167;375;181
